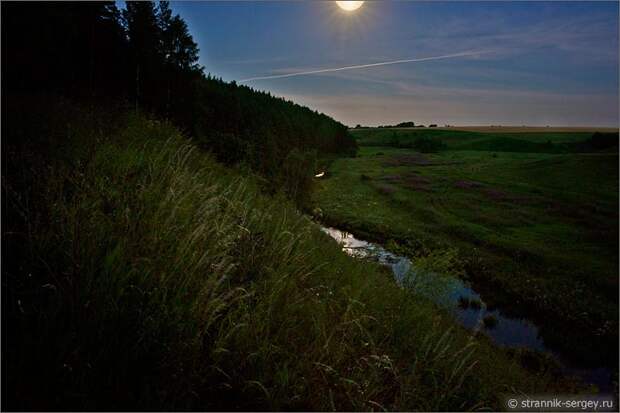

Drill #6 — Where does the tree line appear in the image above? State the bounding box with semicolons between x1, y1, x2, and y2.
354;122;439;129
2;1;357;203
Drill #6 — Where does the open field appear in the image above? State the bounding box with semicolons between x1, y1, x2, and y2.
313;129;619;371
366;126;619;133
350;127;619;152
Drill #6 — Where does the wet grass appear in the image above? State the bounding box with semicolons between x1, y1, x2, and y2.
2;101;583;410
312;133;618;370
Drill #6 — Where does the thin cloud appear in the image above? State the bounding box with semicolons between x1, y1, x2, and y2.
239;50;492;82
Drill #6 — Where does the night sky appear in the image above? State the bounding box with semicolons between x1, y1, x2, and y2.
169;1;619;127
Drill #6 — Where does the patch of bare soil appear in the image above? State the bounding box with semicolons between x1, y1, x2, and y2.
453;179;532;204
379;174;403;183
402;175;432;192
454;180;484;189
374;183;397;195
382;154;462;168
379;172;432;192
382;153;432;167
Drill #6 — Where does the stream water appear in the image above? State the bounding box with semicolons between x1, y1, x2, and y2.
320;225;614;392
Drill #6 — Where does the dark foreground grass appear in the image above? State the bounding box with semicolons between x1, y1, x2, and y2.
312;143;619;371
2;100;581;410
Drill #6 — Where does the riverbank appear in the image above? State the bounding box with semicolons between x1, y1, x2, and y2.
319;225;614;392
312;140;619;387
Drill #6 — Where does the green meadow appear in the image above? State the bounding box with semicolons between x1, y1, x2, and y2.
313;128;619;368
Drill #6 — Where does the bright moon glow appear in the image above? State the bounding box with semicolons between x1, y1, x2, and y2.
336;1;364;11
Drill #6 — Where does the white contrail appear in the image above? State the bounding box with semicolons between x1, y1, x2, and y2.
239;50;491;82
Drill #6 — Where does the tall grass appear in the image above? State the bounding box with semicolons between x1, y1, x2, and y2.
3;102;576;410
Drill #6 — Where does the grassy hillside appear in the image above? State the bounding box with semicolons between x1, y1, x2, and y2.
312;139;619;369
2;101;579;410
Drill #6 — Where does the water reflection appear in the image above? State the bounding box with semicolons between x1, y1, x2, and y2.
321;225;612;391
321;226;546;350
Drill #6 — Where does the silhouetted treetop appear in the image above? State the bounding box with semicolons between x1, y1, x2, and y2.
2;1;357;202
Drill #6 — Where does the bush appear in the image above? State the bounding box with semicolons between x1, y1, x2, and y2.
278;148;317;206
590;132;619;150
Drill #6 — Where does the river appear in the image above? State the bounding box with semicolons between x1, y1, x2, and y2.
320;225;614;393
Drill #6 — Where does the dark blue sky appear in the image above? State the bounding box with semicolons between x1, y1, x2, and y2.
169;1;619;127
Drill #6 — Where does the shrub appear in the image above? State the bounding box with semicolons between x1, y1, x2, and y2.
590;132;619;150
278;148;317;206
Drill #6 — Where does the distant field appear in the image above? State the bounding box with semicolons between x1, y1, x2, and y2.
358;126;619;133
350;127;618;154
314;130;619;368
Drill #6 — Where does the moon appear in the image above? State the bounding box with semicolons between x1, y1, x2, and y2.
336;1;365;12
